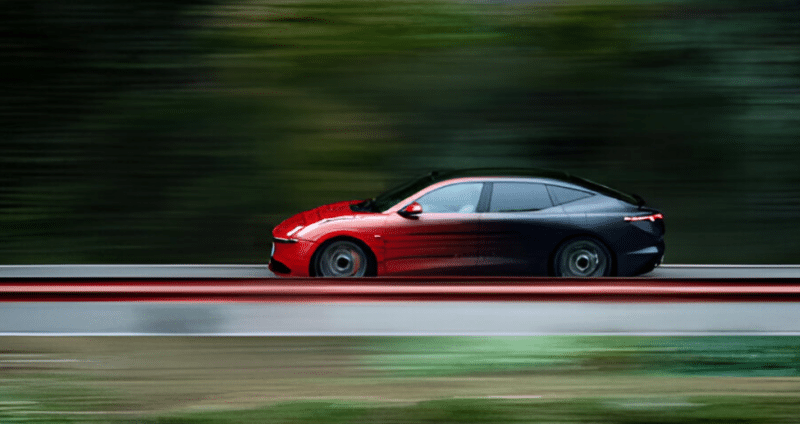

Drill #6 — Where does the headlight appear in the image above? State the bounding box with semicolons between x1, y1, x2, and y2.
286;225;304;237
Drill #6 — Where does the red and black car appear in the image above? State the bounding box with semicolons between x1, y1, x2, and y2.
269;169;665;277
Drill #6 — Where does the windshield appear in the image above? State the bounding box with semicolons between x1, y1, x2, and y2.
352;173;437;213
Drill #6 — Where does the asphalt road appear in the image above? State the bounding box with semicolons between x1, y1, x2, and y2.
1;264;800;278
2;301;800;336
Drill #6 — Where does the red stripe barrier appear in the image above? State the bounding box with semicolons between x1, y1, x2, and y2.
1;278;800;302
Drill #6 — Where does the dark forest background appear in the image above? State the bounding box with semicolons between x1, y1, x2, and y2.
2;0;799;264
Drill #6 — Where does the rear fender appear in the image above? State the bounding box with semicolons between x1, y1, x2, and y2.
548;234;617;277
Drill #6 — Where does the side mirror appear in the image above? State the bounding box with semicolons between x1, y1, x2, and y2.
398;202;423;218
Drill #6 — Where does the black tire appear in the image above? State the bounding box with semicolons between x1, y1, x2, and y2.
313;240;371;277
553;237;612;277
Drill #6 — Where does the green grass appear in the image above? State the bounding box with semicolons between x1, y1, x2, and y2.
143;397;800;424
357;336;800;377
3;336;800;423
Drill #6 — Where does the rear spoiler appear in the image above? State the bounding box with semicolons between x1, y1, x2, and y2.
632;194;646;209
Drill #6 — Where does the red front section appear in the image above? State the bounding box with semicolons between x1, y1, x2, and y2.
269;180;487;277
270;211;483;277
270;200;386;276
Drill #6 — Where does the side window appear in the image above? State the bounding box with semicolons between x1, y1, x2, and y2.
489;182;552;212
547;185;593;205
415;183;483;213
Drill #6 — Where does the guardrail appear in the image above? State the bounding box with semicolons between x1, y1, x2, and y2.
2;278;800;302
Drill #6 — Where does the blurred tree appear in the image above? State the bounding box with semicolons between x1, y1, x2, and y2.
0;0;219;262
2;0;800;264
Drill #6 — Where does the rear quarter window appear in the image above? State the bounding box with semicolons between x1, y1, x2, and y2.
547;185;593;205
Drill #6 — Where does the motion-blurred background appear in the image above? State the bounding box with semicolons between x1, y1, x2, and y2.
2;0;799;264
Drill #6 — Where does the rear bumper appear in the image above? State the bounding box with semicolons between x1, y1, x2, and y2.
618;240;665;276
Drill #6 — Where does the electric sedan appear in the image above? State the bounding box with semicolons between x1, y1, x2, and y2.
269;169;665;277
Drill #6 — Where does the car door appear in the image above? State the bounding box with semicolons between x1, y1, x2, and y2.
381;182;486;275
478;181;570;275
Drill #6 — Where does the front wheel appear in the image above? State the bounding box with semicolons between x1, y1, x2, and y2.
553;238;612;277
314;240;370;277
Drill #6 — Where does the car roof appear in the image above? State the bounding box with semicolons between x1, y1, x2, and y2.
428;168;640;206
429;168;573;184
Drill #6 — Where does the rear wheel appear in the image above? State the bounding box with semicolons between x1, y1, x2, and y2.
553;238;612;277
314;240;370;277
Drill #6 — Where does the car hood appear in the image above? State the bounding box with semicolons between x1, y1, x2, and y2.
272;200;363;238
299;200;362;224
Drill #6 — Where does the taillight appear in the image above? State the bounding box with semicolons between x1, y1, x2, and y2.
624;213;663;222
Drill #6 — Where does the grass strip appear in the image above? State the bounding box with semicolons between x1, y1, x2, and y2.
141;396;800;424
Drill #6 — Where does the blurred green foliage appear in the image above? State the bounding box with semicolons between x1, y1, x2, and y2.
3;336;800;422
142;398;800;424
2;0;800;263
358;336;800;377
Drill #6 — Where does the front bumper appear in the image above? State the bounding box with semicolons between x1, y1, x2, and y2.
268;238;316;277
